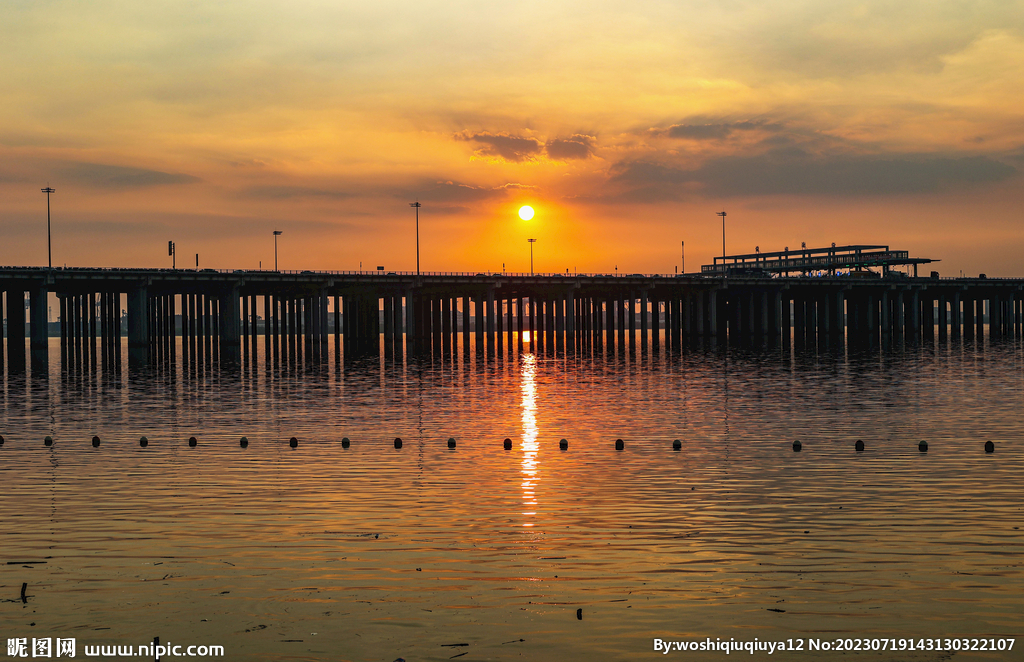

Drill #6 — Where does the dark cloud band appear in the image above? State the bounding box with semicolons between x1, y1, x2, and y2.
610;150;1017;200
58;162;200;188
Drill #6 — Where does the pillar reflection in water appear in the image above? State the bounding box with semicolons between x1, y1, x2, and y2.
520;352;539;527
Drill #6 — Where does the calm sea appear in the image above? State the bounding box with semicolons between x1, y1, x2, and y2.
1;336;1021;661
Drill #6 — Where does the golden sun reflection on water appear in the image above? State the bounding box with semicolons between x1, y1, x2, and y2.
520;352;539;527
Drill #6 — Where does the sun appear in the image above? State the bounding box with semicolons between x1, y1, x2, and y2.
518;205;535;221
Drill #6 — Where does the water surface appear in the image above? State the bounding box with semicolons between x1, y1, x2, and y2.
1;336;1022;661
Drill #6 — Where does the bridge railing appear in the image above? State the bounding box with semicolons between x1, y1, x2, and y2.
2;266;688;280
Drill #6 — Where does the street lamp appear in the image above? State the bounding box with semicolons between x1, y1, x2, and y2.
528;238;537;275
273;230;283;271
410;201;421;276
41;187;55;269
716;211;727;278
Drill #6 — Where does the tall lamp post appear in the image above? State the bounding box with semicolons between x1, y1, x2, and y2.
716;211;727;278
528;238;537;275
273;230;283;271
41;187;55;269
410;201;421;276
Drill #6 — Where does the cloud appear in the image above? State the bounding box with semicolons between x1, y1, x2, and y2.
494;182;539;191
58;162;200;188
0;169;26;184
242;185;353;199
455;131;543;162
401;179;505;204
425;205;473;215
609;149;1017;200
657;120;785;141
545;134;595;160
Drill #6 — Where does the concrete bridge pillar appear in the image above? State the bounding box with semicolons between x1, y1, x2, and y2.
793;294;806;342
383;295;393;343
909;290;920;339
938;295;948;340
709;289;721;337
881;290;892;338
750;291;759;337
403;290;415;340
30;284;49;352
926;295;937;340
482;293;492;343
691;293;701;337
640;290;649;341
665;297;675;345
429;296;441;349
819;294;830;338
58;294;67;354
441;297;451;338
649;296;660;343
127;285;148;346
267;295;275;354
6;289;26;368
867;294;878;342
566;291;576;335
950;292;961;339
894;290;905;338
603;298;610;340
320;291;329;350
474;295;484;345
963;296;974;339
515;297;523;343
779;292;789;343
834;290;846;339
127;285;149;363
760;291;769;336
304;296;314;355
991;295;1001;340
774;291;782;340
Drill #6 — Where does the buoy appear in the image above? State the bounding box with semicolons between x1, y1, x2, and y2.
91;436;99;448
918;440;928;452
289;437;298;448
394;437;403;449
576;608;582;620
44;436;53;447
855;440;865;451
615;438;624;450
792;440;802;451
448;437;456;448
188;436;197;447
672;439;682;450
984;440;995;453
559;438;568;450
503;438;512;450
240;436;249;448
139;436;148;448
341;437;350;448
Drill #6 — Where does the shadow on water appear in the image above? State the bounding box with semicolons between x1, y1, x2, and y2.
4;330;1021;415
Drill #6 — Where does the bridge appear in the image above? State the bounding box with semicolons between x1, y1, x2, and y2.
703;243;936;276
0;254;1021;368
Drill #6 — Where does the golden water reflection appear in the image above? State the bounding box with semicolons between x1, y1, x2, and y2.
520;352;539;526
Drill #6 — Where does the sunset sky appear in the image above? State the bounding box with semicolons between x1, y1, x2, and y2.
2;1;1022;275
